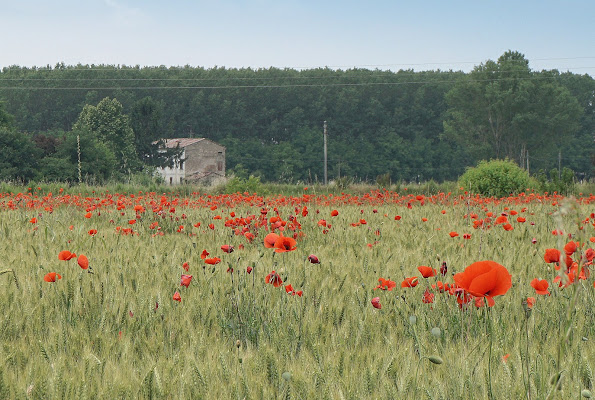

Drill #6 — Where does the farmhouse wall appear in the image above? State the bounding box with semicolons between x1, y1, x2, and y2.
185;139;226;178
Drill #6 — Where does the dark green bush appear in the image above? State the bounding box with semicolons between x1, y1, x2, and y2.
223;175;264;194
458;159;531;197
534;167;575;195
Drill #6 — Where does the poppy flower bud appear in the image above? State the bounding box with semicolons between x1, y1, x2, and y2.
428;355;443;365
308;254;320;264
581;389;592;398
550;371;563;387
236;340;241;349
371;297;381;309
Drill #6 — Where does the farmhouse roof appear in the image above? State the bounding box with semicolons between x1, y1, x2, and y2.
160;138;206;148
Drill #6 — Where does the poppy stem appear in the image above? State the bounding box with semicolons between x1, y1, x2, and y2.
523;311;532;400
486;307;494;400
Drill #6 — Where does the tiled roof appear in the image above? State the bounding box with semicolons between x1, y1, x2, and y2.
160;138;205;148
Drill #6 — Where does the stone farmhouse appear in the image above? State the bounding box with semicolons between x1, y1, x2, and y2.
156;138;226;185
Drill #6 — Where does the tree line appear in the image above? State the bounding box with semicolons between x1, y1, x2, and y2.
0;50;593;184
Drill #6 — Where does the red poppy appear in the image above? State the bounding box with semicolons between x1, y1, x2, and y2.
128;219;136;225
208;223;215;230
375;277;396;291
453;260;512;307
554;272;575;288
564;241;577;255
495;215;508;225
463;233;472;240
449;231;459;238
544;248;561;263
264;233;279;248
173;292;181;302
273;235;297;253
180;274;193;288
395;216;402;221
85;212;92;219
221;245;234;253
88;229;98;236
265;270;283;287
331;210;339;217
422;288;435;304
200;249;209;259
308;254;320;264
371;297;382;309
526;297;536;309
440;262;448;276
30;217;37;224
530;278;550;295
517;217;526;223
182;262;189;271
77;254;89;270
285;284;294;294
204;257;221;265
401;277;419;288
247;266;253;274
44;272;62;282
502;354;510;363
502;223;513;231
418;266;436;278
421;218;428;222
58;250;76;261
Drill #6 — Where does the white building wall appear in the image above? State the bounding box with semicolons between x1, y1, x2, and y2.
158;149;186;185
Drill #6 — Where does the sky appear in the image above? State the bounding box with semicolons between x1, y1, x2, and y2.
1;0;594;75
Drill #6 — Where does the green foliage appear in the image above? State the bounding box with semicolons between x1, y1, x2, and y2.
376;173;391;188
535;167;576;194
0;128;41;181
0;54;593;183
36;128;117;183
0;101;14;128
334;176;353;190
223;175;264;194
458;159;532;197
73;97;140;174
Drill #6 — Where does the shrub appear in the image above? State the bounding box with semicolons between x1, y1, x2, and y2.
458;159;531;197
535;167;575;195
223;175;264;194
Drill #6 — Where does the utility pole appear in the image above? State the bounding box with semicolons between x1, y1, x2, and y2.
323;120;328;185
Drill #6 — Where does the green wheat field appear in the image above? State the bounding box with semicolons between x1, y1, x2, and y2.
1;187;594;399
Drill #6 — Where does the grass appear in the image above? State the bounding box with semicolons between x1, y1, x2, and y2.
0;188;594;399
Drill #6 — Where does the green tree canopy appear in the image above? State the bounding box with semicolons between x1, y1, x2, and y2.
36;128;117;183
73;97;140;174
0;127;40;181
0;101;14;128
443;50;582;170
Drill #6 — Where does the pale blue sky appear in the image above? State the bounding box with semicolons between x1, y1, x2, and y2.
1;0;593;74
